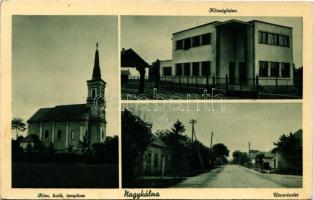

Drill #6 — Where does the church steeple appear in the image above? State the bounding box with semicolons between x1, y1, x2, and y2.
92;43;101;80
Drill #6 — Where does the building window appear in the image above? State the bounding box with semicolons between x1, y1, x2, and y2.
183;38;191;50
202;33;211;45
259;61;269;77
201;61;211;76
283;35;290;47
281;63;290;77
44;130;49;139
259;31;268;44
259;31;290;47
175;40;183;50
270;62;280;77
192;35;200;47
175;64;182;76
163;67;172;76
183;63;190;76
57;130;62;140
273;34;279;45
268;33;274;45
71;130;75;140
192;62;200;76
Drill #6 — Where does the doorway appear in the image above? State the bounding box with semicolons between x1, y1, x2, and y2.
239;62;247;84
229;62;235;84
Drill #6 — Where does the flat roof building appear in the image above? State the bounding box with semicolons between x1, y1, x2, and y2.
160;19;294;92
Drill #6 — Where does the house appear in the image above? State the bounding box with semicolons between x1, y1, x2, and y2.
249;150;275;170
27;44;106;151
140;135;169;176
160;19;293;91
273;129;302;174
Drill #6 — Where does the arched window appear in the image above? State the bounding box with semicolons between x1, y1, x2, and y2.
57;130;62;139
44;130;49;139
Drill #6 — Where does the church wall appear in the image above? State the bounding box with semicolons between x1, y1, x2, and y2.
54;123;67;150
68;122;82;148
89;123;100;145
28;123;40;138
42;123;53;147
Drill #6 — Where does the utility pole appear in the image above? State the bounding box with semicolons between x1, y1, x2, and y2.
248;141;251;160
210;131;214;148
189;119;197;143
189;119;203;170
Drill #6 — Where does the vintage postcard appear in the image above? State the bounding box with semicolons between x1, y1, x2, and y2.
0;0;312;199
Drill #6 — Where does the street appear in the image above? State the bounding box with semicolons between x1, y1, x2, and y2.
171;165;302;188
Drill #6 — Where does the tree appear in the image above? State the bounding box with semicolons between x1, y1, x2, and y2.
122;109;152;187
232;151;249;166
212;143;229;164
11;118;26;138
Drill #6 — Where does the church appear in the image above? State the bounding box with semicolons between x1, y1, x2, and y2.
27;44;106;151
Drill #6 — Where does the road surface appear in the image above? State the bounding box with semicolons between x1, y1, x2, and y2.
171;165;302;188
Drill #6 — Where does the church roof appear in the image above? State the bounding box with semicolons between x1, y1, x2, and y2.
92;43;101;80
27;104;89;123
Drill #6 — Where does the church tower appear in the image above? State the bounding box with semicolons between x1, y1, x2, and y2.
86;43;106;143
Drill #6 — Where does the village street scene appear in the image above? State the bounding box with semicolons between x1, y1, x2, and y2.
121;16;302;100
122;103;302;188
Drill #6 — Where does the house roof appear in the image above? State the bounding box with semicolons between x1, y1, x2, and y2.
27;104;89;123
150;135;167;148
121;48;149;69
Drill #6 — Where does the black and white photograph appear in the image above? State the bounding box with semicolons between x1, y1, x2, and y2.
121;16;302;100
122;102;302;188
12;15;119;188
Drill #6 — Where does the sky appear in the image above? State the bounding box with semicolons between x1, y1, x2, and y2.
122;16;303;67
12;15;119;136
124;103;302;156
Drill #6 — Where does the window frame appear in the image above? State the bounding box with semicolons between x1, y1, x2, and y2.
259;61;269;77
183;63;191;76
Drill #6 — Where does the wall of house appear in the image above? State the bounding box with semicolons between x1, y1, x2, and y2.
160;60;173;76
141;145;168;176
172;24;216;76
28;123;40;139
253;21;293;85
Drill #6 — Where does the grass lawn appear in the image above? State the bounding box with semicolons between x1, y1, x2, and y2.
12;161;118;188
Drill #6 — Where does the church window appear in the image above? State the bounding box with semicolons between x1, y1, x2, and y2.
44;130;49;139
71;130;75;140
57;130;62;139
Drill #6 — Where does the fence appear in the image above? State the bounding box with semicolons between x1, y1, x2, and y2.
123;75;302;98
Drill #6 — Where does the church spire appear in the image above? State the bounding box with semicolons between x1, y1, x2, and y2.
92;43;101;80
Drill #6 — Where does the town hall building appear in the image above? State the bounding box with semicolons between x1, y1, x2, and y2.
160;19;294;91
27;44;106;151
